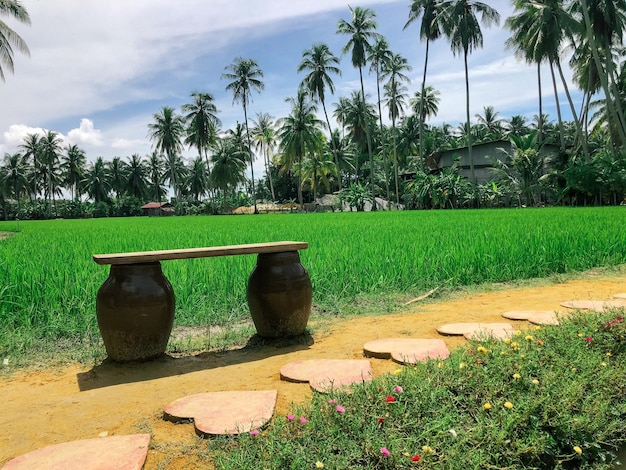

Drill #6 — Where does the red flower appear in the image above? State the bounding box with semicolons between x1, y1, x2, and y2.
412;455;421;461
586;337;592;343
385;396;395;403
377;417;385;424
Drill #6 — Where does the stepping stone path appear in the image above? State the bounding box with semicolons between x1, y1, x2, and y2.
1;434;150;470
363;338;450;364
280;359;372;393
560;299;626;312
163;390;277;436
436;322;514;337
501;310;564;326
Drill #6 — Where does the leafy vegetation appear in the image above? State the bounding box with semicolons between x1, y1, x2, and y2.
1;207;625;361
211;311;626;469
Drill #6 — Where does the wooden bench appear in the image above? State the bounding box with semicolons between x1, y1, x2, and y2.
93;241;312;362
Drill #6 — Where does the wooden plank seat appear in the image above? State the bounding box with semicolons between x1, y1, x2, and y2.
93;241;312;362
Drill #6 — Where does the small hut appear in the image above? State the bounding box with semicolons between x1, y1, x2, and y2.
141;202;174;216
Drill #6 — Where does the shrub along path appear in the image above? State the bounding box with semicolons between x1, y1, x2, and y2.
0;271;625;469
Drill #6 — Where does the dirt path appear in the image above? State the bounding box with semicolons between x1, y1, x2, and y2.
1;272;625;469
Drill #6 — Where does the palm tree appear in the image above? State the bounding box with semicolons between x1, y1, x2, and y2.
61;144;86;200
278;88;323;206
337;6;381;208
0;152;28;213
148;106;186;199
440;0;500;182
108;157;127;203
404;0;445;170
146;151;166;202
0;0;30;82
210;137;247;212
125;153;148;200
475;105;504;139
410;86;441;122
384;79;409;207
83;157;111;203
222;57;264;213
19;132;41;199
39;130;63;212
182;91;221;171
251;112;277;201
339;90;377;183
186;157;209;201
298;43;342;189
301;135;337;202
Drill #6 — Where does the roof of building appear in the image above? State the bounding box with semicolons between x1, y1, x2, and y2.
141;202;172;209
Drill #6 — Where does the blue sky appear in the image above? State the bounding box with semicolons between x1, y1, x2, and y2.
0;0;581;178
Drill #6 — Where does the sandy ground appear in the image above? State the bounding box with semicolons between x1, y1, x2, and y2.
1;272;625;469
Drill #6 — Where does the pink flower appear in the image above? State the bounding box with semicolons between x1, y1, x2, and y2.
380;447;390;457
586;337;592;343
299;416;308;424
328;399;337;405
287;414;294;421
385;396;395;403
249;429;259;435
336;405;345;413
394;385;403;394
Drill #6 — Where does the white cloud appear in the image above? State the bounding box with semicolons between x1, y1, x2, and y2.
67;119;103;146
2;124;47;146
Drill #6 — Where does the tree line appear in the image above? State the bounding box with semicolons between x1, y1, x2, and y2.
1;1;626;219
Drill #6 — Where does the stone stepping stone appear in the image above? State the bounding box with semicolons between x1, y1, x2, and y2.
2;434;150;470
527;312;561;325
163;390;277;436
560;300;626;312
280;359;372;393
363;338;450;364
614;293;626;299
436;322;514;336
501;310;555;321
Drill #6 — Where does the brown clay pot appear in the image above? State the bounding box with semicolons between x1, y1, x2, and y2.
247;251;312;337
96;262;175;362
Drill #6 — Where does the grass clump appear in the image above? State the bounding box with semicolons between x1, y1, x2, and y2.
210;310;626;469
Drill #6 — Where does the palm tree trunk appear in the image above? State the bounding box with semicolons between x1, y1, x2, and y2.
264;146;276;201
242;101;258;214
537;63;543;146
321;100;341;192
375;68;390;206
464;50;475;183
579;0;626;146
419;38;431;169
359;66;377;210
556;59;588;159
549;61;565;151
392;115;400;208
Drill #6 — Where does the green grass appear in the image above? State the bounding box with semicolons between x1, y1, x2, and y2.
210;311;626;469
0;207;625;362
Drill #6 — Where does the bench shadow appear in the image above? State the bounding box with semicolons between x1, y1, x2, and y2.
76;333;314;391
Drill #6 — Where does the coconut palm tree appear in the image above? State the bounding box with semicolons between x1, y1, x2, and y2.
251;112;277;201
210;136;247;212
475;105;504;139
439;0;500;182
125;153;148;200
298;43;342;190
0;152;28;213
404;0;445;171
61;144;86;200
108;157;127;203
182;91;221;171
146;151;166;202
384;79;409;207
410;86;441;123
19;132;41;199
186;157;209;201
0;0;30;82
337;6;381;208
83;157;111;203
148;106;186;199
39;130;63;212
278;88;323;206
301;135;337;202
222;57;264;213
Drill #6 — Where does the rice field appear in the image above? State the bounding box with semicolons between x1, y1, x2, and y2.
0;207;625;355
